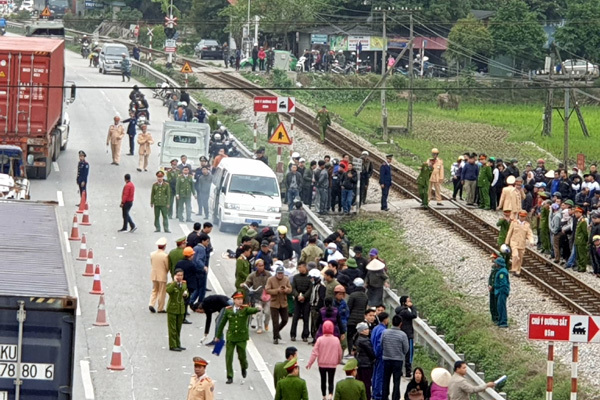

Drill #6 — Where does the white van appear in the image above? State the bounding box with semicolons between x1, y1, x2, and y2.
158;121;211;169
209;158;282;229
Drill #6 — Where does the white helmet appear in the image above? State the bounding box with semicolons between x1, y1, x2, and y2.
500;244;511;254
181;101;187;107
277;225;288;235
219;125;226;132
213;133;221;141
308;269;321;279
292;152;300;159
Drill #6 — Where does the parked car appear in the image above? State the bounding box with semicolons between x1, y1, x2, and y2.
98;43;129;75
563;59;599;76
195;39;223;60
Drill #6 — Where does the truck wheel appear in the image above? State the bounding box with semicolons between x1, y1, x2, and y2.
51;130;60;161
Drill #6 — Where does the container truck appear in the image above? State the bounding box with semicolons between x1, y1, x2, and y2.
0;200;77;399
0;37;75;179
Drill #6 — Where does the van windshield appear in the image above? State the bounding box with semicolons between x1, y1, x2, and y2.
229;175;279;197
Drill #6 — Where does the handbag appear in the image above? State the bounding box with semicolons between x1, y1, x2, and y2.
407;389;425;400
261;289;271;302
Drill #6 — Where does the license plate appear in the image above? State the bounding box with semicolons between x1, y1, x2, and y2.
0;362;54;381
211;47;215;50
245;219;261;225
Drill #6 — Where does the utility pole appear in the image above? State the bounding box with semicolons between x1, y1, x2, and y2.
407;11;414;134
374;7;391;142
564;88;569;168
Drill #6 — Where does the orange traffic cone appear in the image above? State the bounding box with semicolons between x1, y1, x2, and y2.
89;265;104;295
80;209;92;226
107;333;125;371
76;191;87;214
93;295;109;327
76;234;88;260
83;251;94;276
68;214;80;241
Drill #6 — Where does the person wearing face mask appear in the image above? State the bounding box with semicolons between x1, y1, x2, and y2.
326;242;344;262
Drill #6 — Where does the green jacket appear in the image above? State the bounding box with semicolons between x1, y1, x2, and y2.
334;377;367;400
477;165;493;187
166;169;180;190
176;175;196;197
166;281;188;314
416;162;432;187
216;306;259;342
575;218;588;247
496;218;510;247
208;114;218;132
315;110;331;127
493;267;510;296
235;256;251;290
488;265;498;287
151;182;171;207
266;113;280;127
273;361;290;387
275;375;309;400
540;207;550;234
237;225;253;246
168;247;184;278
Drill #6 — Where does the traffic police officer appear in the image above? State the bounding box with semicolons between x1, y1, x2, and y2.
166;267;189;351
215;291;259;384
315;105;331;143
151;171;171;233
77;150;89;201
176;166;196;222
187;357;214;400
274;357;309;400
167;159;179;219
333;358;367;400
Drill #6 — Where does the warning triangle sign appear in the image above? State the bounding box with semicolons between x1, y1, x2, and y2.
268;122;292;145
180;62;193;74
40;6;52;17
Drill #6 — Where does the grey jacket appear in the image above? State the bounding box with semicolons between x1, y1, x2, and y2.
447;374;488;400
381;326;409;361
315;168;329;189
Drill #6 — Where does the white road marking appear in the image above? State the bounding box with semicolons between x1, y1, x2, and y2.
79;360;95;399
63;231;71;253
57;191;64;207
73;285;81;316
52;162;60;172
179;225;275;396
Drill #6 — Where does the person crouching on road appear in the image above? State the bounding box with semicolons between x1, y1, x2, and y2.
215;291;259;384
166;268;188;351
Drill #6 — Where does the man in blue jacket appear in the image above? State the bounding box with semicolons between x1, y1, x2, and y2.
122;110;138;155
191;234;210;308
460;154;480;206
379;154;393;211
371;312;389;400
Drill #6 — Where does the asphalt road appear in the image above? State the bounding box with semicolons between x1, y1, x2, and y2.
26;47;408;400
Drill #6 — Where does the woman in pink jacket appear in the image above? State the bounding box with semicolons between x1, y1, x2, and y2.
306;320;342;400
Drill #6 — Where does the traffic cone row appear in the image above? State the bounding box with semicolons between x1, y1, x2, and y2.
72;192;125;371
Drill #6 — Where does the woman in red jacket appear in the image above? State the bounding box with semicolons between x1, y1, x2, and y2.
258;47;266;71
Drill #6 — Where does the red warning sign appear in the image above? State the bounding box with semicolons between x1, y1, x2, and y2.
528;313;600;343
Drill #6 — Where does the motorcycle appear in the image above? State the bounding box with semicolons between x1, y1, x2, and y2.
331;60;355;75
81;42;90;59
90;48;100;67
356;58;372;75
152;83;172;105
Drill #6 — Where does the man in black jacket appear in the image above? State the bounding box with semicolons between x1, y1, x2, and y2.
290;262;312;342
308;268;326;342
355;322;376;400
346;277;368;359
359;151;373;207
395;296;418;378
276;226;294;265
195;294;232;343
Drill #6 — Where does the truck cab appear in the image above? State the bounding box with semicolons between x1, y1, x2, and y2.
159;121;211;169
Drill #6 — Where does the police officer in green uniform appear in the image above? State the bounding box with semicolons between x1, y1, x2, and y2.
493;257;510;328
274;357;309;400
215;291;259;384
176;166;196;223
315;105;331;144
333;358;367;400
273;346;298;387
265;112;280;139
167;159;180;219
417;159;433;208
487;254;500;324
151;170;171;233
478;157;493;210
166;268;189;351
168;237;187;279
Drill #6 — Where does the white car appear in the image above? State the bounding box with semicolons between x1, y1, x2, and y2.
19;0;33;11
563;59;599;76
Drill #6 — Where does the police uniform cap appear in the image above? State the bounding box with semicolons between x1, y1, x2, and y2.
594;235;600;242
232;291;244;299
386;154;393;158
518;210;528;217
156;170;165;176
155;237;167;246
506;176;516;185
343;358;358;371
193;357;208;367
78;150;86;157
284;357;298;371
175;236;187;244
431;148;439;154
199;156;208;162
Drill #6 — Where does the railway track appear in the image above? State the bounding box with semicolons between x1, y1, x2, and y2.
112;40;600;316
